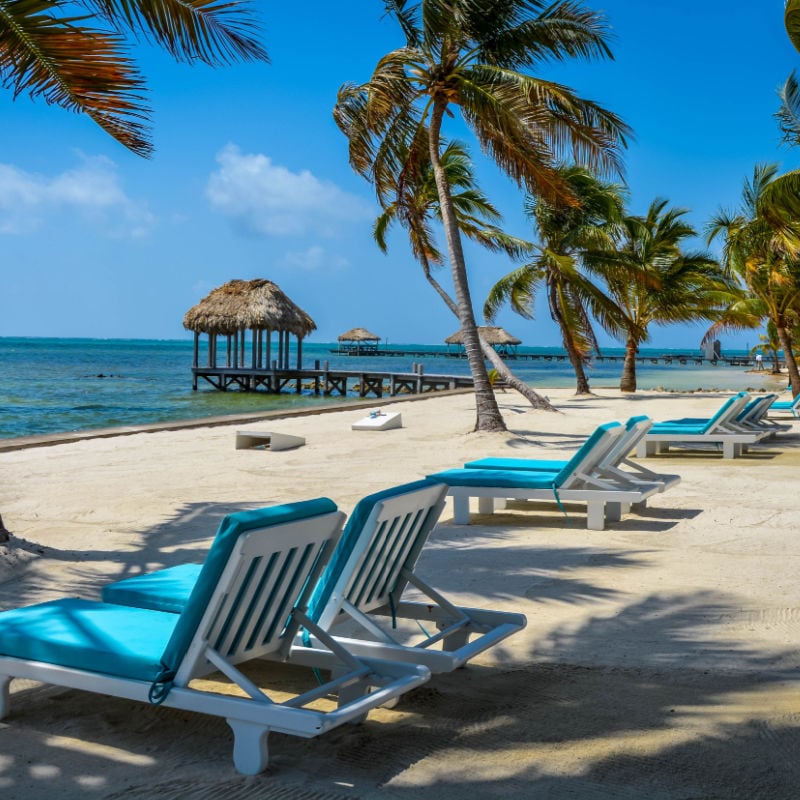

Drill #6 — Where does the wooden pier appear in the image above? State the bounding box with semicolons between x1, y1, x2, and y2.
192;363;474;398
332;348;757;368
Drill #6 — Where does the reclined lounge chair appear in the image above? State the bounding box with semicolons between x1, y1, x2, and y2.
101;481;526;675
462;416;680;494
0;499;431;775
428;422;662;530
636;392;770;459
769;392;800;418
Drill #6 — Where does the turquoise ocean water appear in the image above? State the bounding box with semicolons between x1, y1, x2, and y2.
0;337;786;440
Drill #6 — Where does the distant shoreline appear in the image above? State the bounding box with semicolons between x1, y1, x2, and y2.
0;384;782;452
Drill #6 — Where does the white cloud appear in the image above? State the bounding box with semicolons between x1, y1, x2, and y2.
282;245;350;271
206;144;373;238
0;155;154;237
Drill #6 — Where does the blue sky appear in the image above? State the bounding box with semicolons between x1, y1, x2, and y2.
0;1;796;351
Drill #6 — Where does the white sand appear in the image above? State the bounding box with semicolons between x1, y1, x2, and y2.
1;388;800;799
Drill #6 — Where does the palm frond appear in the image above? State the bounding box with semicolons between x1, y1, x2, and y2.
0;0;151;156
89;0;268;65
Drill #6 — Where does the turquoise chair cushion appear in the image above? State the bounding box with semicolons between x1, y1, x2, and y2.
550;422;619;483
771;398;799;410
465;457;568;472
305;479;441;624
461;422;619;482
0;598;176;681
648;424;707;435
102;563;202;613
654;393;745;432
428;468;559;489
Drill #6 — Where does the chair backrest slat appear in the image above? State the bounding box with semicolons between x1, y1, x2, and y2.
308;481;447;631
704;392;749;433
347;505;428;609
557;423;624;488
169;506;345;683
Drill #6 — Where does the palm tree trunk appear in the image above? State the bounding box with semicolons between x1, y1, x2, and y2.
428;102;506;431
420;262;556;410
620;336;638;392
549;281;592;394
776;325;800;395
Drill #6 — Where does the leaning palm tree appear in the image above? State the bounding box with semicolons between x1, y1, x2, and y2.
334;0;629;431
595;199;732;393
707;164;800;396
374;137;554;409
0;0;267;157
484;165;626;395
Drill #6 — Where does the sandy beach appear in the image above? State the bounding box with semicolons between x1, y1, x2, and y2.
1;387;800;799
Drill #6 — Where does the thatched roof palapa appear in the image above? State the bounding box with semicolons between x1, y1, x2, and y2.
338;327;381;343
445;326;521;346
183;278;316;337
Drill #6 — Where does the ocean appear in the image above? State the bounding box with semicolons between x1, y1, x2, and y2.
0;337;785;440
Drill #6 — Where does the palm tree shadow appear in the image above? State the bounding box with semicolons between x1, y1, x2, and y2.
0;500;273;607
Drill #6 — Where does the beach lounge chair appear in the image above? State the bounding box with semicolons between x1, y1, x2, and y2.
101;480;526;675
769;393;800;418
636;392;770;459
462;416;680;494
428;422;662;530
735;394;790;437
0;499;430;775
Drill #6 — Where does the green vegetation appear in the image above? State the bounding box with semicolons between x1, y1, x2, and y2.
0;0;267;157
335;0;628;430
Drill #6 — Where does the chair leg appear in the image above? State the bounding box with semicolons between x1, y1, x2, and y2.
0;674;10;719
452;495;470;525
438;622;471;651
477;496;495;516
227;719;270;775
336;675;370;709
722;440;737;459
586;502;606;530
605;501;622;523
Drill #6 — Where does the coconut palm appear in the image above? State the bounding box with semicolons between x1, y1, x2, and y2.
484;165;626;394
595;199;731;393
374;136;554;409
0;0;267;157
334;0;629;431
707;164;800;396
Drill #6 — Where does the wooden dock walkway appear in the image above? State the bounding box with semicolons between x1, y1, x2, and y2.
192;364;475;398
331;348;756;367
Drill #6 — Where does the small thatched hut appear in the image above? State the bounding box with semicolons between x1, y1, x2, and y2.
445;326;521;356
184;278;316;372
337;327;381;355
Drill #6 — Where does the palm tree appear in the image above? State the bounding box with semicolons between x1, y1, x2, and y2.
707;164;800;396
0;0;268;157
334;0;629;431
374;136;555;409
596;199;731;393
484;165;626;394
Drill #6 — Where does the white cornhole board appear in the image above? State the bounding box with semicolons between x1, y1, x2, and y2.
235;431;306;451
352;412;403;431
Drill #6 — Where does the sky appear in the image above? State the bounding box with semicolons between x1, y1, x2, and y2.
1;1;798;351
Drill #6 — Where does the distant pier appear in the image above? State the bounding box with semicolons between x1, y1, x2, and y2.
331;347;759;368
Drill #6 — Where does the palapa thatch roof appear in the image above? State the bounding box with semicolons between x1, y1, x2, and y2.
183;279;316;337
338;327;380;342
445;326;521;346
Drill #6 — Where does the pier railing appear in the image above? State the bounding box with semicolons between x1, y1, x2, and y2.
192;362;475;398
